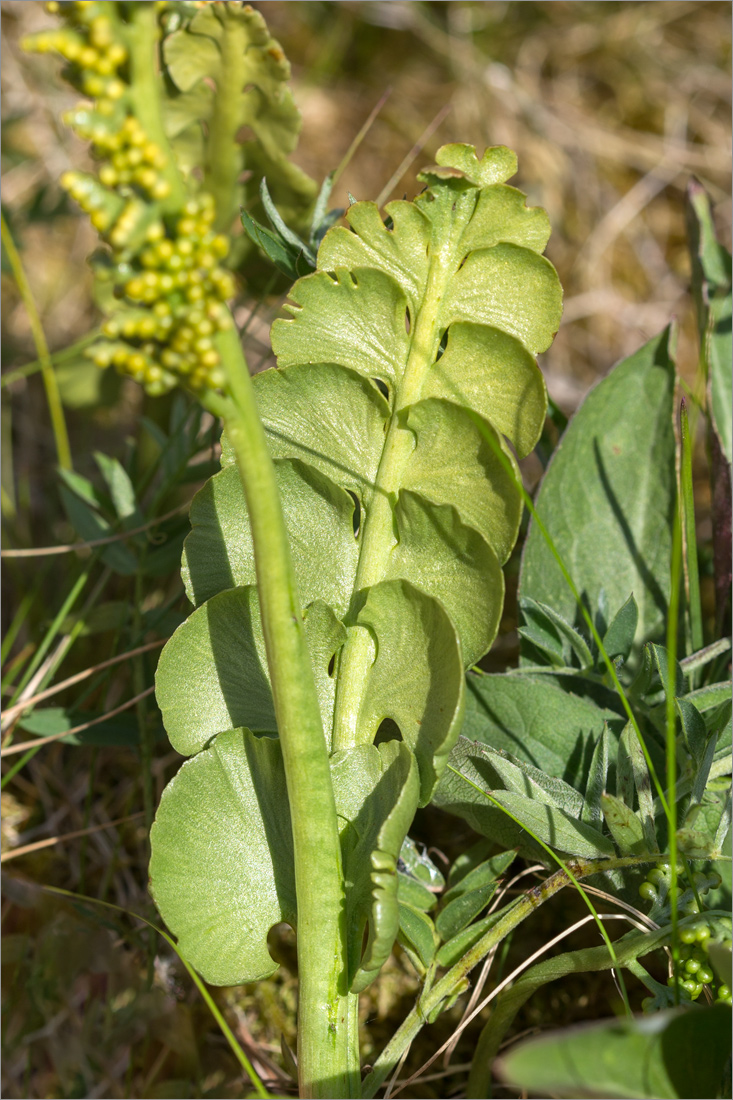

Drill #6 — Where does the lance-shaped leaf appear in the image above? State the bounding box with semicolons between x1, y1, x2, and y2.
162;1;315;233
434;738;614;859
520;328;676;654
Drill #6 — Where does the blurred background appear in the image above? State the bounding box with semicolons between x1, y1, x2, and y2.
1;3;731;1098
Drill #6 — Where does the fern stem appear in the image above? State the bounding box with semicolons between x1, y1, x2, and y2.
211;325;360;1099
201;11;245;233
331;195;476;752
123;4;187;210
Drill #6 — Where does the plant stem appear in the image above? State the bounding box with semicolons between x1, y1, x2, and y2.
679;399;704;673
210;325;360;1099
361;853;654;1099
123;5;187;211
1;214;71;470
665;500;683;1003
202;8;246;233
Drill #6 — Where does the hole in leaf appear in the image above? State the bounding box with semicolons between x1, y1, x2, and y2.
373;377;389;401
374;718;402;746
383;214;394;231
348;490;361;537
267;923;297;972
436;330;448;360
404;308;411;334
327;653;336;677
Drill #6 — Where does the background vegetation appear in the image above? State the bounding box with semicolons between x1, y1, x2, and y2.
2;2;731;1098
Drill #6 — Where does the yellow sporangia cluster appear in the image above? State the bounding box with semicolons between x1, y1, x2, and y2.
23;1;236;396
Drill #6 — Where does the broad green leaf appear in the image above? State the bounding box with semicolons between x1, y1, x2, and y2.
155;585;274;754
677;788;731;858
447;842;515;889
421;322;546;459
461;671;624;787
434;738;614;858
18;705;146;748
155;587;346;754
463;740;587;818
677;697;709;766
93;451;143;528
149;728;296;986
617;723;657;851
520;328;676;653
435;908;505;968
183;458;358;615
708;941;733;987
396;873;438;912
355;580;464;804
240;206;303;281
162;2;315;232
498;1005;732;1100
469;918;719;1096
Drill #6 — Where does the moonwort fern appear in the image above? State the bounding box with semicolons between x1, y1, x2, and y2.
149;143;562;1009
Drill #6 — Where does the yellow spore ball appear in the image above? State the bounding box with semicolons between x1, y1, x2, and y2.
98;164;118;188
90;209;111;231
79;46;99;69
89;17;113;48
106;79;126;100
145;221;165;242
207;367;226;389
106;43;128;68
210;235;229;258
151;180;171;200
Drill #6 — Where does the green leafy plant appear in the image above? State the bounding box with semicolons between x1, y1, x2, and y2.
7;7;731;1099
148;140;562;1095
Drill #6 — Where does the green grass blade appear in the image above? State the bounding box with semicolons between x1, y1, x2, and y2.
680;399;704;667
1;214;72;470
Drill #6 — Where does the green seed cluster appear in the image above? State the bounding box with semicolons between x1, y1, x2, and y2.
23;1;237;397
95;200;234;394
639;864;731;1006
25;5;128;103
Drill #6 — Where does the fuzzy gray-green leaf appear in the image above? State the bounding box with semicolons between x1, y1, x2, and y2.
520;327;676;654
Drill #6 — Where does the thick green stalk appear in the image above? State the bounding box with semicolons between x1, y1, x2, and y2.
201;14;245;233
361;853;654;1099
123;5;187;211
211;325;360;1099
